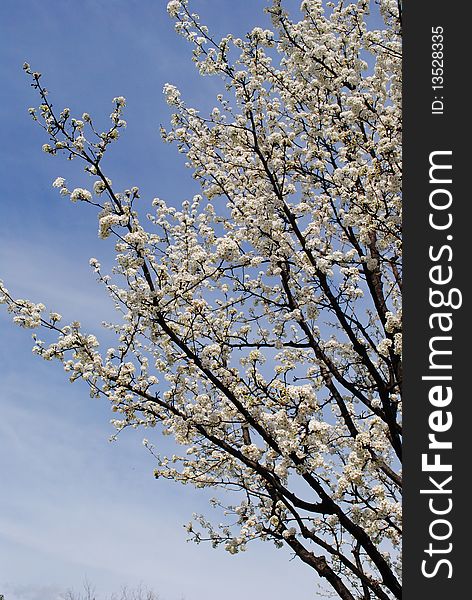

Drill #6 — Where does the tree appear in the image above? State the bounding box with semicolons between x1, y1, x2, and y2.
61;582;161;600
0;1;402;599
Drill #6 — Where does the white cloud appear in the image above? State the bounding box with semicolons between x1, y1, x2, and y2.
0;234;114;331
0;372;316;600
0;582;65;600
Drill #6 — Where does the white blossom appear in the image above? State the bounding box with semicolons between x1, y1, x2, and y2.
70;188;92;203
52;177;65;188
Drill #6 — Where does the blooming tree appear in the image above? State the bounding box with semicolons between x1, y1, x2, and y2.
0;1;402;599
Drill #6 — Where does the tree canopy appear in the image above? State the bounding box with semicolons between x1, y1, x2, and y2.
0;1;402;599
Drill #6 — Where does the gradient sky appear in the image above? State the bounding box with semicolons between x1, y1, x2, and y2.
0;1;325;599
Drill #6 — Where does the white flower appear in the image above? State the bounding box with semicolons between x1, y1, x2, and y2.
70;188;92;203
167;0;181;17
282;528;296;539
93;180;106;195
73;136;86;151
112;96;126;107
376;338;393;357
394;333;402;356
52;177;66;188
366;257;378;271
163;83;181;105
215;237;239;260
248;350;263;362
241;444;262;461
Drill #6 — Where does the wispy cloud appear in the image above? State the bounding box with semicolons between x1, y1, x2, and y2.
0;372;316;600
0;582;66;600
0;234;115;331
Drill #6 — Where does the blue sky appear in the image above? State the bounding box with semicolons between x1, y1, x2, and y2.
0;1;321;599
